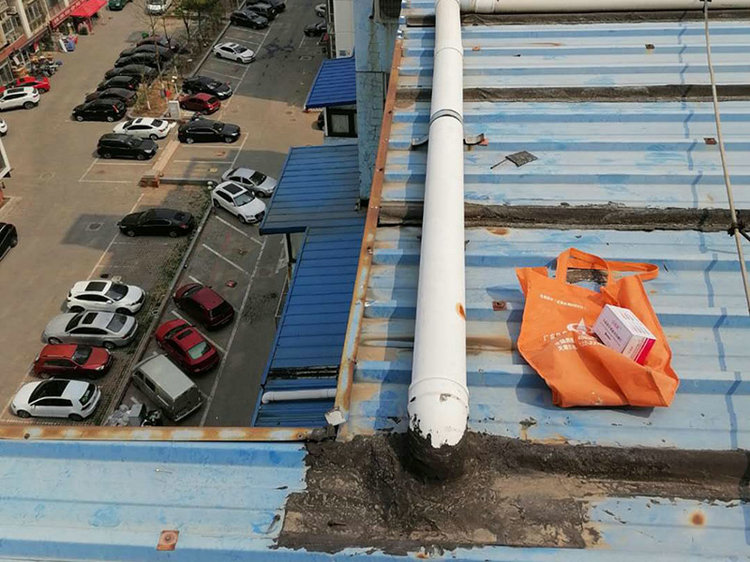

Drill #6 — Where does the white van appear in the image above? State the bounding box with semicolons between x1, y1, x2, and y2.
132;354;202;421
145;0;171;15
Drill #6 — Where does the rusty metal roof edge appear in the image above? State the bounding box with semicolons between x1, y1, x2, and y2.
329;40;404;430
0;424;327;441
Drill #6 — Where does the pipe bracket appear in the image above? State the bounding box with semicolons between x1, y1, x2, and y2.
429;108;463;126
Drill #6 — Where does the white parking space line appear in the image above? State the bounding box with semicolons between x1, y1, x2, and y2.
200;236;268;426
78;158;99;183
92;162;152;166
229;132;248;168
298;35;307;50
214;215;262;244
0;196;22;218
177;142;243;149
199;69;244;81
201;243;250;275
170;309;227;354
212;58;254;68
173;160;232;164
79;179;133;184
87;193;144;278
188;275;202;285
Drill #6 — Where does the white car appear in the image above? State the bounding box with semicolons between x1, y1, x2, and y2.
113;117;174;140
146;0;171;13
213;42;255;63
0;119;7;135
211;181;266;224
11;379;101;421
0;87;39;111
314;2;326;17
66;280;146;314
43;311;138;349
221;167;277;197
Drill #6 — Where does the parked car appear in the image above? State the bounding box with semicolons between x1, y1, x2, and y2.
115;52;164;69
178;119;240;144
119;44;173;60
97;75;140;91
230;9;269;28
304;20;327;36
213;42;255;63
72;99;126;122
108;0;131;10
11;379;101;420
173;283;235;330
43;311;138;349
118;208;195;237
244;3;275;20
85;88;137;105
221;167;277;196
131;354;203;421
137;34;185;53
97;133;158;160
32;344;112;379
181;75;233;99
0;222;17;261
211;181;266;224
146;0;171;15
0;118;6;135
250;0;285;11
155;319;220;375
0;87;39;111
2;76;50;93
66;280;145;314
314;2;326;16
113;117;173;139
179;93;220;115
104;64;158;81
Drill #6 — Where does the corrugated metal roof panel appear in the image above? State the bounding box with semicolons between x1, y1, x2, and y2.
305;55;356;109
383;100;750;219
343;226;750;451
259;144;363;235
399;21;750;90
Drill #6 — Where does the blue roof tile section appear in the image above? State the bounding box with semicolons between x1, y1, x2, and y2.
254;225;364;427
342;226;750;451
305;55;356;109
260;144;363;235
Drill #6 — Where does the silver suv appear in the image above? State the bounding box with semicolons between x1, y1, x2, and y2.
0;87;39;111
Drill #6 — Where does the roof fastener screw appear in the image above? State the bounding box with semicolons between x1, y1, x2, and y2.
157;530;179;551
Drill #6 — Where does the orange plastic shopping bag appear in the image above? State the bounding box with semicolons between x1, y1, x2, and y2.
515;248;679;408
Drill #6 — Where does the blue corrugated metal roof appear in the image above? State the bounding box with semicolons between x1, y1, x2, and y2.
305;55;356;109
399;21;750;90
254;225;364;427
259;144;363;235
384;100;750;216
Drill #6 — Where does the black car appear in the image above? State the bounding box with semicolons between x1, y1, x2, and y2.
97;133;158;160
119;44;173;60
304;20;326;37
85;88;137;106
72;99;127;122
97;75;140;91
230;9;269;29
181;76;233;100
104;65;158;81
115;53;164;69
0;222;17;261
178;119;240;144
248;0;284;11
137;35;186;53
244;2;275;19
118;208;195;237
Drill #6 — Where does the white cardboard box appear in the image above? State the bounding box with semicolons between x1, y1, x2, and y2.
593;304;656;365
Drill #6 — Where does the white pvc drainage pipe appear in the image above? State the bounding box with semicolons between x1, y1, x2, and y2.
407;0;469;478
261;388;338;404
459;0;750;13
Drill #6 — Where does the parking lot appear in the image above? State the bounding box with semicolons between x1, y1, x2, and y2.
0;0;323;426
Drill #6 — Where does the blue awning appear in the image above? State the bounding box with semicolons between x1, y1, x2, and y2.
259;144;363;235
304;55;356;110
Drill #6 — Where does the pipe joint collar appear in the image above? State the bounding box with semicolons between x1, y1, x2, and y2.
429;108;463;126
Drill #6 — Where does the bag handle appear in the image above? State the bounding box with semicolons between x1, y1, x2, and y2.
555;248;659;286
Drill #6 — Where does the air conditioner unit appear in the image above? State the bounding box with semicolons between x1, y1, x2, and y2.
7;7;17;14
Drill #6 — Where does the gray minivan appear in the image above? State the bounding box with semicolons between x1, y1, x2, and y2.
131;354;202;421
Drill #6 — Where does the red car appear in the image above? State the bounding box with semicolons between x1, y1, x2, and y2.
173;283;235;330
32;344;112;379
155;319;220;374
179;93;221;115
2;76;50;93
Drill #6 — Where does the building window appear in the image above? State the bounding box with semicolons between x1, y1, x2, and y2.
26;0;47;30
375;0;400;21
326;107;357;138
2;15;20;42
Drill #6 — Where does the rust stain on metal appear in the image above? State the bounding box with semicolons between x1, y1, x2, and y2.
492;300;507;311
645;43;655;50
705;137;717;145
467;335;514;353
157;530;179;551
333;39;404;422
471;45;480;51
488;227;509;236
531;41;562;47
457;303;466;319
691;511;706;526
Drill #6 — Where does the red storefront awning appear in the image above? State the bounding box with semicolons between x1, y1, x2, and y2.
71;0;107;18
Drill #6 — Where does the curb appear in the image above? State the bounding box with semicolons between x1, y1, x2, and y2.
101;199;214;423
159;177;217;186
